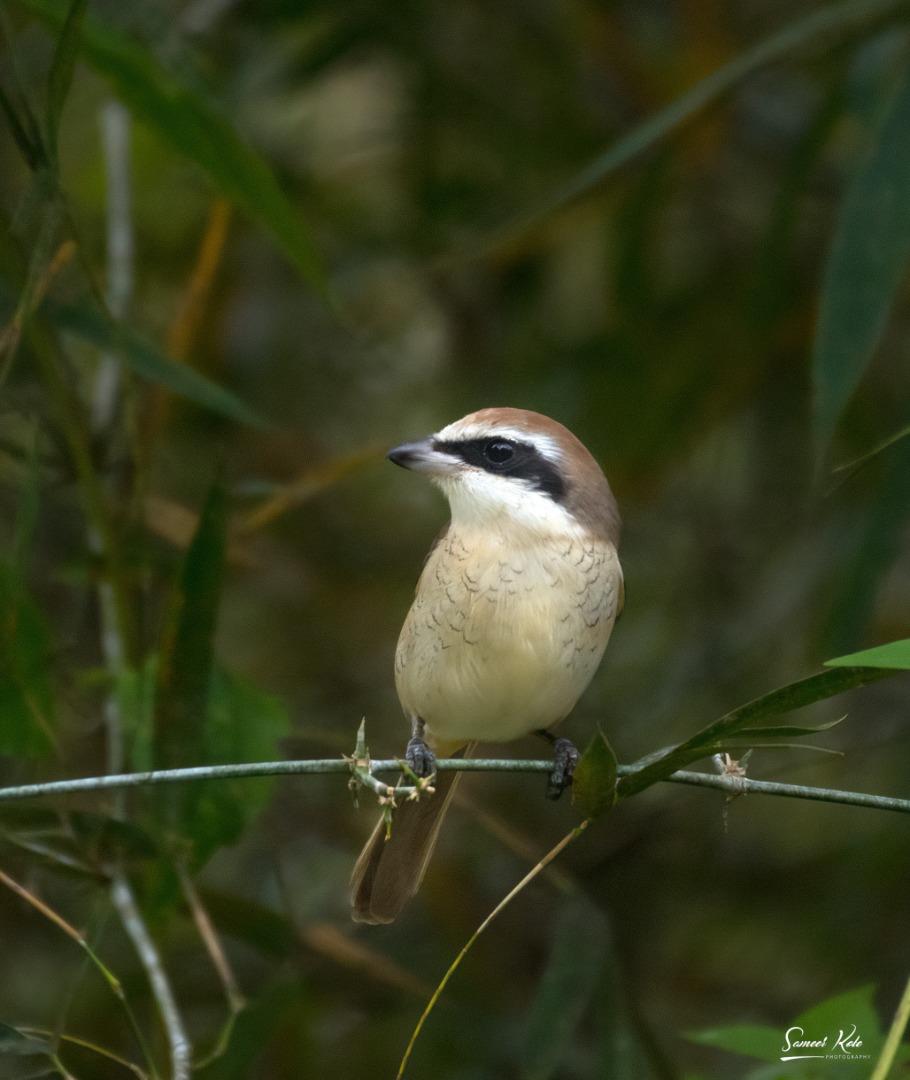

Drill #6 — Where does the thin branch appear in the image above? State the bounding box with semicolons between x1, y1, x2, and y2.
91;100;133;434
93;101;193;1080
666;768;910;813
111;872;191;1080
91;101;132;780
0;758;907;814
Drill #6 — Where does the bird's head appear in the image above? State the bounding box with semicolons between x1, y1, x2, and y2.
388;408;620;543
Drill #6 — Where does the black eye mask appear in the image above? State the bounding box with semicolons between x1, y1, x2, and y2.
432;436;566;502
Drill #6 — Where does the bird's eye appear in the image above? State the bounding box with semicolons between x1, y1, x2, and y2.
484;440;515;465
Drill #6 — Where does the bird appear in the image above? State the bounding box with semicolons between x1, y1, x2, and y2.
351;407;623;924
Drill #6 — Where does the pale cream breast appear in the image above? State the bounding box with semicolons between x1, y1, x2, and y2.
394;527;622;747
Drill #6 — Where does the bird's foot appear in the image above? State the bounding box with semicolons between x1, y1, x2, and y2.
546;737;579;801
405;737;437;779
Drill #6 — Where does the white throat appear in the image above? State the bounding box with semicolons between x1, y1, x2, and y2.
435;469;582;541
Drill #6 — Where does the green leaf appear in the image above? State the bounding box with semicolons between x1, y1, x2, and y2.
154;475;228;780
733;716;845;738
0;565;56;757
151;474;227;848
521;899;607;1080
20;0;327;292
134;653;287;866
150;476;288;861
48;301;265;427
117;657;156;772
687;987;895;1079
188;667;290;864
795;984;881;1043
792;984;887;1075
687;1023;783;1063
812;66;910;463
619;665;897;798
45;0;87;160
573;729;618;819
826;638;910;670
0;1021;52;1056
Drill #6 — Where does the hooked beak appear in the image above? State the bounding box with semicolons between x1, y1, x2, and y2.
387;437;457;475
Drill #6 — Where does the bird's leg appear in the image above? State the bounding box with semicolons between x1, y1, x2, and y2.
405;716;436;778
536;729;580;801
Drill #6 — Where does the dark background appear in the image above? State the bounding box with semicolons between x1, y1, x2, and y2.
1;1;909;1077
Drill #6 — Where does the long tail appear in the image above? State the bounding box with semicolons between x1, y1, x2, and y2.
351;746;471;924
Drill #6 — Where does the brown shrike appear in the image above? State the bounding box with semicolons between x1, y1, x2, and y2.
351;408;623;923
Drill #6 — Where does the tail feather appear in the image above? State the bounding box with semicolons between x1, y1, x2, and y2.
350;746;471;924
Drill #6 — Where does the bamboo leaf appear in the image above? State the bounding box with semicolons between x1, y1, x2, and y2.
813;66;910;463
189;667;290;864
150;477;289;862
619;664;900;798
795;984;887;1069
733;716;846;738
48;301;265;427
19;0;327;292
521;899;607;1080
708;741;843;756
795;984;880;1038
154;475;228;781
45;0;87;160
573;729;618;820
147;475;227;868
688;985;903;1074
826;637;910;670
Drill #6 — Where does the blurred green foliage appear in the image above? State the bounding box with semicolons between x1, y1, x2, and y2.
689;985;910;1078
1;0;910;1076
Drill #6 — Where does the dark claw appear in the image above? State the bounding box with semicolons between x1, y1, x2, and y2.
405;737;437;779
547;737;579;800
